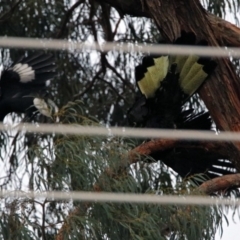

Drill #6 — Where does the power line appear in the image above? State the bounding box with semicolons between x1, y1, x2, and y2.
1;123;240;142
0;36;239;57
2;190;239;206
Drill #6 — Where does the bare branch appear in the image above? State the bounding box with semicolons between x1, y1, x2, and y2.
198;174;240;195
0;0;23;23
128;139;230;164
55;0;85;38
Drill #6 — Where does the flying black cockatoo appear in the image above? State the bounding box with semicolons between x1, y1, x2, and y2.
0;53;58;121
128;31;236;181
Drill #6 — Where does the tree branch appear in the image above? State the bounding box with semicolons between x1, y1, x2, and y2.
55;0;85;38
99;0;240;47
208;13;240;47
55;204;89;240
0;0;23;23
128;139;230;164
198;173;240;195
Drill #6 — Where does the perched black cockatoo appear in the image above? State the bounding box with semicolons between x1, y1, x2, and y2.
128;32;236;181
128;31;217;128
0;53;58;121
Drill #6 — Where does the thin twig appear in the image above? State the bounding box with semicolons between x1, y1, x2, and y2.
55;0;85;38
0;0;23;23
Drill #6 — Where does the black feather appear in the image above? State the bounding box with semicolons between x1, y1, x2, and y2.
0;52;57;121
34;72;57;83
209;166;235;175
135;65;146;82
14;52;43;65
31;59;55;71
174;31;196;45
18;53;53;66
34;64;57;73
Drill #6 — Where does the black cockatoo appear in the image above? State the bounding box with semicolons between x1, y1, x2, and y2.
0;53;58;121
128;32;236;181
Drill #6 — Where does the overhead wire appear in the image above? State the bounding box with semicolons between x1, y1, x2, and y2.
0;36;239;57
1;123;240;142
2;190;240;206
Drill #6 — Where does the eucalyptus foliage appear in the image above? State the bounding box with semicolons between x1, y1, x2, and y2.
0;0;239;239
